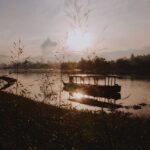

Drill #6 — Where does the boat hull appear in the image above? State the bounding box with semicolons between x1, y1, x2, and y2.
0;76;17;90
63;82;121;93
63;82;121;100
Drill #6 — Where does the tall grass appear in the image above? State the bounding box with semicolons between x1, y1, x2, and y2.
10;39;24;94
9;39;31;98
65;0;93;29
39;73;57;102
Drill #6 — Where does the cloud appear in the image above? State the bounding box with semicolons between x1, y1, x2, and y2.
40;38;58;62
40;38;57;50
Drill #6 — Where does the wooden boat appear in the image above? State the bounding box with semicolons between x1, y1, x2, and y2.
63;74;121;95
0;76;17;90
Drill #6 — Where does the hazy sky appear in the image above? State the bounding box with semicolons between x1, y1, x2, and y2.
0;0;150;60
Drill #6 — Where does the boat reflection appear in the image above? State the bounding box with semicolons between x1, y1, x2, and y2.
67;91;122;109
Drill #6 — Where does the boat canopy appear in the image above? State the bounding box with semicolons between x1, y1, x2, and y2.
68;74;120;86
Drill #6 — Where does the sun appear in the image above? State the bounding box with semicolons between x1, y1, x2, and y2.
67;28;92;51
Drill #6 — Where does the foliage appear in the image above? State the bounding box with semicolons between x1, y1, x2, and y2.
39;73;57;102
61;54;150;75
10;39;24;94
65;0;92;29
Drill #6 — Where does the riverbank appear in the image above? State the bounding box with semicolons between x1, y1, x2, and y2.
0;91;150;150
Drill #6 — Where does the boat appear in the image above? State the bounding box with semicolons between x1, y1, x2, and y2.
0;76;17;90
63;74;121;96
63;74;122;108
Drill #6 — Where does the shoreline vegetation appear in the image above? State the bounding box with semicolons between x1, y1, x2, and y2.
0;91;150;149
61;54;150;76
1;54;150;77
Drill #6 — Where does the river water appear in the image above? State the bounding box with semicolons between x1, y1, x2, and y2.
0;69;150;116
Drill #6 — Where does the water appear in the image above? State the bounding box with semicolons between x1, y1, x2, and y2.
0;69;150;116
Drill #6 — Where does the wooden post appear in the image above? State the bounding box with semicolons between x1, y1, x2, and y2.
89;77;90;85
69;76;73;83
110;77;113;86
114;77;116;85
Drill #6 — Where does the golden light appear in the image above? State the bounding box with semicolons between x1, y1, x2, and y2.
67;28;92;51
73;92;84;99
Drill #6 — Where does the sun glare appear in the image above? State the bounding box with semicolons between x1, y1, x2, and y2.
73;92;84;99
67;28;92;51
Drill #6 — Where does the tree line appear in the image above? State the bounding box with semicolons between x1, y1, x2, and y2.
61;54;150;75
1;54;150;76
